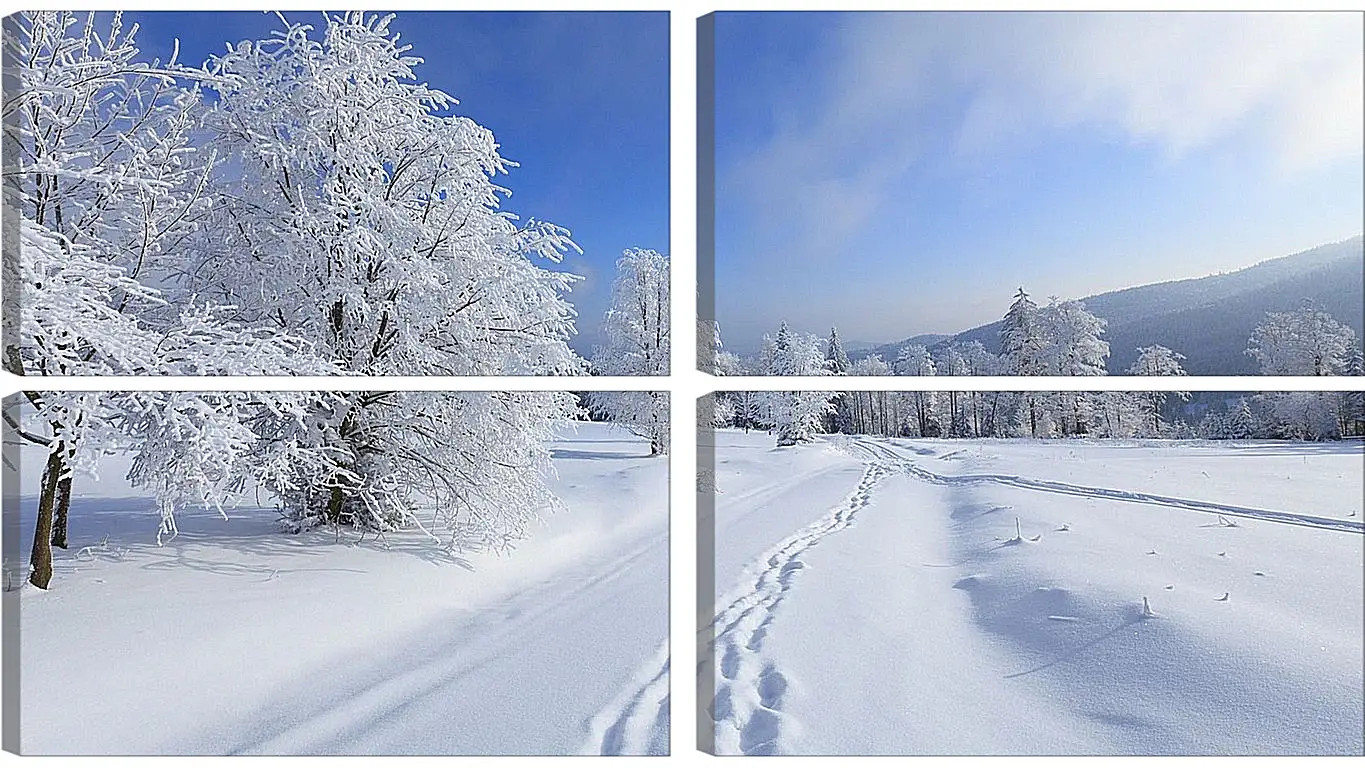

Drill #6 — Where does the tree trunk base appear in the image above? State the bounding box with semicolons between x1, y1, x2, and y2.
30;449;62;590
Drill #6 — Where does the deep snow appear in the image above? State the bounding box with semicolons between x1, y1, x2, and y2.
10;420;668;755
705;429;1364;755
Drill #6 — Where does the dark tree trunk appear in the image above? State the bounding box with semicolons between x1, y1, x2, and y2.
51;469;72;549
51;444;73;549
30;449;63;589
326;483;345;525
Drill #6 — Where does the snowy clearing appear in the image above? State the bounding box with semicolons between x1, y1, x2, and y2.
13;421;668;755
705;429;1363;755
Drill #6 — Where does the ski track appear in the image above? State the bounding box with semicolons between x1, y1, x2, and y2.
584;641;670;755
707;461;891;755
854;438;1362;535
224;531;666;756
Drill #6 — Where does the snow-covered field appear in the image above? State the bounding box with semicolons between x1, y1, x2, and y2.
12;421;668;756
705;429;1364;755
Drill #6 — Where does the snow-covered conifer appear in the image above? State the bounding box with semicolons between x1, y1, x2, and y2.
823;327;854;432
757;323;834;445
1000;288;1047;376
826;327;851;374
1226;398;1258;440
1000;289;1049;436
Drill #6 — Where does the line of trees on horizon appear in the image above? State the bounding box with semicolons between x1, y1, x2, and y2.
708;289;1364;446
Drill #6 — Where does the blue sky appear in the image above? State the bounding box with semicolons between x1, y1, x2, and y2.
123;11;669;353
713;12;1364;353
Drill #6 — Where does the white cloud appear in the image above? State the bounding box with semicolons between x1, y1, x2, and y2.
937;12;1364;169
725;11;1363;257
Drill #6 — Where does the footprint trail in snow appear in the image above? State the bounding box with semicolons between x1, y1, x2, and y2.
707;462;892;755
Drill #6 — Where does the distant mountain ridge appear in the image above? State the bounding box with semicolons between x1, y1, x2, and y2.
853;236;1364;374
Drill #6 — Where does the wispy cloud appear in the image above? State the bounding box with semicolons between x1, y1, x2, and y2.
724;12;1363;272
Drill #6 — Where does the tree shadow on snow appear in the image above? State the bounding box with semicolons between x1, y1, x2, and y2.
549;448;632;461
20;496;480;579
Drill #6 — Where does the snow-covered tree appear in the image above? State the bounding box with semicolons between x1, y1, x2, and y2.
1095;391;1143;438
825;327;851;374
709;395;736;429
703;322;746;436
592;391;670;456
847;355;892;435
1247;303;1358;376
715;348;745;377
1197;408;1228;439
770;391;836;446
933;344;972;437
759;322;824;377
183;14;589;531
958;341;1001;437
1038;299;1109;435
701;320;745;378
6;12;597;585
1127;345;1190;436
111;391;325;533
895;344;935;377
763;325;829;377
189;12;582;376
594;249;670;377
5;12;213;343
113;391;576;550
996;290;1115;435
1000;288;1049;436
731;391;767;432
5;13;324;369
1198;401;1261;440
1039;299;1109;377
848;355;892;376
1280;393;1342;440
699;318;719;373
703;318;743;376
1245;304;1357;439
822;327;853;432
895;345;940;437
1000;288;1047;376
1342;347;1365;436
1226;398;1259;440
1129;344;1189;378
590;249;670;454
4;13;332;588
757;323;834;445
